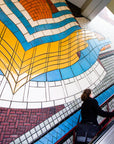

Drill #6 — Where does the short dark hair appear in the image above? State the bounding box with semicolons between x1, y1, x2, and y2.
81;89;91;101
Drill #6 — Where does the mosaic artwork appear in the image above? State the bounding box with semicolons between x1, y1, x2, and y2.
0;0;111;109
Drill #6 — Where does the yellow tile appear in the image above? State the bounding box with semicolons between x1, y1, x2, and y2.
33;57;46;67
14;54;22;68
50;41;59;53
22;59;32;68
48;56;58;62
18;72;28;82
70;41;78;48
32;63;46;73
0;51;10;68
1;39;13;56
30;69;45;80
35;43;48;56
48;60;58;66
48;65;58;72
7;73;15;92
0;61;7;75
60;47;69;55
10;66;18;81
60;35;69;43
12;61;20;74
71;53;79;61
15;77;27;93
3;28;17;50
60;53;69;59
0;21;5;36
23;48;34;61
48;52;58;57
20;65;30;75
61;39;69;47
59;62;69;69
17;42;25;60
0;45;12;61
71;56;79;65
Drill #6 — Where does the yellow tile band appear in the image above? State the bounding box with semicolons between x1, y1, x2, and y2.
0;21;96;93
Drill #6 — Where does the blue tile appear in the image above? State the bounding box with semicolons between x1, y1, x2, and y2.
0;70;3;75
47;70;62;81
71;62;83;76
79;58;91;72
54;2;67;7
60;67;74;79
52;10;71;18
31;73;46;82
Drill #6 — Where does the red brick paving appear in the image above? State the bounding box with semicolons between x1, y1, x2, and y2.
0;105;64;144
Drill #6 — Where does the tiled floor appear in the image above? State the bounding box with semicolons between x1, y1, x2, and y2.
0;0;114;143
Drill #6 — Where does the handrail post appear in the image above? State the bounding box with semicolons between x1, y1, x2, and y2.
73;129;75;144
106;101;109;112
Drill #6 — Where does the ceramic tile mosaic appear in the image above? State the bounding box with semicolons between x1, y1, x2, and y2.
0;0;114;144
0;0;111;109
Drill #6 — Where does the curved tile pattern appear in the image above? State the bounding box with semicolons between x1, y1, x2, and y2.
0;0;111;108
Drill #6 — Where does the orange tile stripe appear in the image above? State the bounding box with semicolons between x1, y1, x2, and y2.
20;0;58;21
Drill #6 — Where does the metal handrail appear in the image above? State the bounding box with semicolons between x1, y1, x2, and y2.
55;94;114;144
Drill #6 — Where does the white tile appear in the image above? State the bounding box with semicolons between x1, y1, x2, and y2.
32;133;37;140
38;19;47;25
64;79;69;84
14;2;25;11
24;33;34;42
27;102;41;109
28;19;38;27
66;82;79;96
79;77;90;90
42;101;54;108
46;18;54;24
54;17;60;23
33;31;44;39
17;23;27;35
74;92;82;99
59;27;66;32
0;100;11;108
38;82;45;87
55;99;65;106
1;83;13;101
10;102;27;109
0;75;3;81
43;30;53;36
50;86;65;100
0;77;7;96
88;71;98;84
55;81;62;86
65;96;74;103
1;5;12;15
30;81;37;87
23;82;29;101
13;85;24;101
49;82;55;87
52;28;60;34
0;0;4;5
8;14;20;24
28;87;46;102
21;10;31;20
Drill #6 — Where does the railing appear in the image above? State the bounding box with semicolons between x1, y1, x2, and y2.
55;94;114;144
